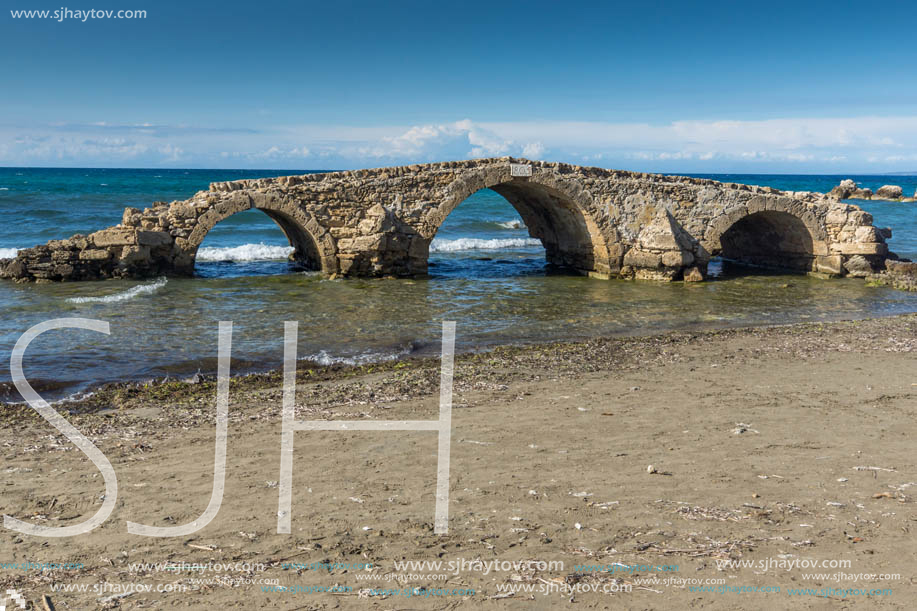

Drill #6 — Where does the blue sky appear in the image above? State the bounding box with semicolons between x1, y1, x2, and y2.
2;0;916;172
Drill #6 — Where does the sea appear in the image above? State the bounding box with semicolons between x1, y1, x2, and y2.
2;168;917;401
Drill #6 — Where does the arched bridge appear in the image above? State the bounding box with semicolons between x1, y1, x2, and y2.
0;158;890;283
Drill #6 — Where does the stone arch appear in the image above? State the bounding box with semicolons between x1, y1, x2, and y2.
183;192;338;274
702;196;827;272
422;167;613;276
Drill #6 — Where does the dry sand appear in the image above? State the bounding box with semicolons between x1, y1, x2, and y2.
1;315;916;609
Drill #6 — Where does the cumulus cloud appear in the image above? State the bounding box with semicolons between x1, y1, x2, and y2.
357;119;525;160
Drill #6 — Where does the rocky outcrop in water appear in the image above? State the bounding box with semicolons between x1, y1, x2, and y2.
876;185;904;199
829;179;875;200
829;179;914;202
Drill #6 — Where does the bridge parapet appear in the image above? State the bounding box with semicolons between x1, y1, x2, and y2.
0;158;890;283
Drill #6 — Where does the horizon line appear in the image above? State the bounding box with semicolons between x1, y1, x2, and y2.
1;165;915;177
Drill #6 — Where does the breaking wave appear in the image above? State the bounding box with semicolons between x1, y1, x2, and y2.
197;243;294;262
0;247;19;258
67;277;168;304
495;220;524;229
430;237;542;253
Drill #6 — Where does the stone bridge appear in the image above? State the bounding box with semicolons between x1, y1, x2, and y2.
0;158;892;283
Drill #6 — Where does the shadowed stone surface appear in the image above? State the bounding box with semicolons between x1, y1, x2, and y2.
0;158;891;283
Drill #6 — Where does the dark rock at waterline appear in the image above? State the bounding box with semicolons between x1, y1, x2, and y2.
868;259;917;291
843;255;881;277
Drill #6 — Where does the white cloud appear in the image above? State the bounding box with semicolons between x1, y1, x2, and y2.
158;144;185;162
358;120;516;160
522;141;545;158
4;115;917;171
12;135;149;161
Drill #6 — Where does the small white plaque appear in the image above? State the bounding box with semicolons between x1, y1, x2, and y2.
510;163;532;177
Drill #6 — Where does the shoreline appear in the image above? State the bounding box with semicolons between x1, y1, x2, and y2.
4;310;916;413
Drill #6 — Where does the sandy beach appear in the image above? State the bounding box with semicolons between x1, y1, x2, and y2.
0;314;914;609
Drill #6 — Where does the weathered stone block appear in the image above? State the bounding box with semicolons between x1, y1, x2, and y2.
661;250;694;268
79;249;112;261
1;260;26;278
825;209;848;225
830;242;888;255
338;235;384;252
358;217;383;235
137;231;172;247
122;207;141;226
854;226;882;243
119;245;151;265
170;203;197;219
91;228;137;247
634;268;677;281
843;255;875;277
815;255;843;275
622;249;661;269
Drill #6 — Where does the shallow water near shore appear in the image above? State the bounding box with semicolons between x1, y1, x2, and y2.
4;263;917;402
2;168;917;400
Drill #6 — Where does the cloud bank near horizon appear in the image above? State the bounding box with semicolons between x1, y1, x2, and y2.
2;116;917;173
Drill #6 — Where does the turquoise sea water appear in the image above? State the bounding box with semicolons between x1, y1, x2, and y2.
1;168;917;400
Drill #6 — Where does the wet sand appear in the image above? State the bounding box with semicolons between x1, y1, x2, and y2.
1;315;916;609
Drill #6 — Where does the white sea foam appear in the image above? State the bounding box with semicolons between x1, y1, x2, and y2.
0;187;9;191
196;243;294;262
430;237;542;253
67;277;168;304
303;346;412;366
496;220;523;229
0;247;19;258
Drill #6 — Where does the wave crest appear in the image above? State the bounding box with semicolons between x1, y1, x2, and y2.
430;237;542;253
495;220;524;229
0;247;18;259
197;243;294;262
67;277;168;304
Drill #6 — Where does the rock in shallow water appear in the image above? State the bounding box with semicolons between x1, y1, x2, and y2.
829;178;858;199
876;185;903;199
